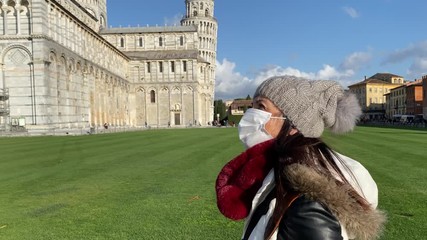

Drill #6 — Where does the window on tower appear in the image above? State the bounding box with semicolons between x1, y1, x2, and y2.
100;15;106;28
205;9;209;16
159;37;163;47
139;37;143;47
120;37;125;47
159;62;163;73
150;90;156;103
193;11;197;16
147;62;151;73
180;36;184;46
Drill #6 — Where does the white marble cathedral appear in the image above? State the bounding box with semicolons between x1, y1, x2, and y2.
0;0;217;134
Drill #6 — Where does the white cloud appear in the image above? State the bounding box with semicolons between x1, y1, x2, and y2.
164;13;183;26
318;64;353;79
408;58;427;76
214;53;368;100
343;7;359;18
214;59;253;100
340;52;372;71
214;59;322;100
382;40;427;78
383;41;427;63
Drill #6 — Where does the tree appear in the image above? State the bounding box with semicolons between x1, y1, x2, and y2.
246;94;251;100
214;100;227;121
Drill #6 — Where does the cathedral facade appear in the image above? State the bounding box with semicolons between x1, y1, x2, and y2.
0;0;217;134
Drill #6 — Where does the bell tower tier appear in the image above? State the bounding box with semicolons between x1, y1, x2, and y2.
181;0;217;67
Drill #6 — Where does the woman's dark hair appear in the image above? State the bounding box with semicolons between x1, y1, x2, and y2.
264;120;371;239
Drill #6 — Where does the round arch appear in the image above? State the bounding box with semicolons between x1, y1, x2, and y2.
136;86;145;93
48;50;57;63
0;44;32;63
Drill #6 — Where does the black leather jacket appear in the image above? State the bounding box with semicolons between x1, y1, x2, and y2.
243;193;342;240
277;195;342;240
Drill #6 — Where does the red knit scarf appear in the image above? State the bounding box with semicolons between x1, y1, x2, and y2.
215;139;277;220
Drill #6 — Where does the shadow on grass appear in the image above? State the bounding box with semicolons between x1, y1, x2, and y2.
28;203;68;217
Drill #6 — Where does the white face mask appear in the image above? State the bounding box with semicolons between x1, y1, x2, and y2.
238;108;286;149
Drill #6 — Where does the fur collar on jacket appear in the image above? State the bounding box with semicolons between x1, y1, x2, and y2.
285;163;386;240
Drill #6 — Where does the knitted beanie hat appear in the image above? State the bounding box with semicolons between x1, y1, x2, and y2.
254;75;362;138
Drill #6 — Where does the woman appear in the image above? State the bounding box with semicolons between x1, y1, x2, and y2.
216;76;386;240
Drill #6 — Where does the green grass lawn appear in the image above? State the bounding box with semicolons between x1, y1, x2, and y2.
0;126;425;239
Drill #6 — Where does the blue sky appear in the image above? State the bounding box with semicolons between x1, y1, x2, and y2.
106;0;427;100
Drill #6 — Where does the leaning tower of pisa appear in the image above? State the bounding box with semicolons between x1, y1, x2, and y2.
181;0;218;123
181;0;218;85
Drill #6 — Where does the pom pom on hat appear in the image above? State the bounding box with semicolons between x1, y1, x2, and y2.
254;75;361;137
331;92;362;134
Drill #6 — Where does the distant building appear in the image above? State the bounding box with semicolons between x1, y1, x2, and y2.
224;100;234;109
405;80;423;116
388;84;407;117
384;92;391;118
369;73;405;84
423;76;427;120
386;80;423;117
228;99;252;116
348;73;403;120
